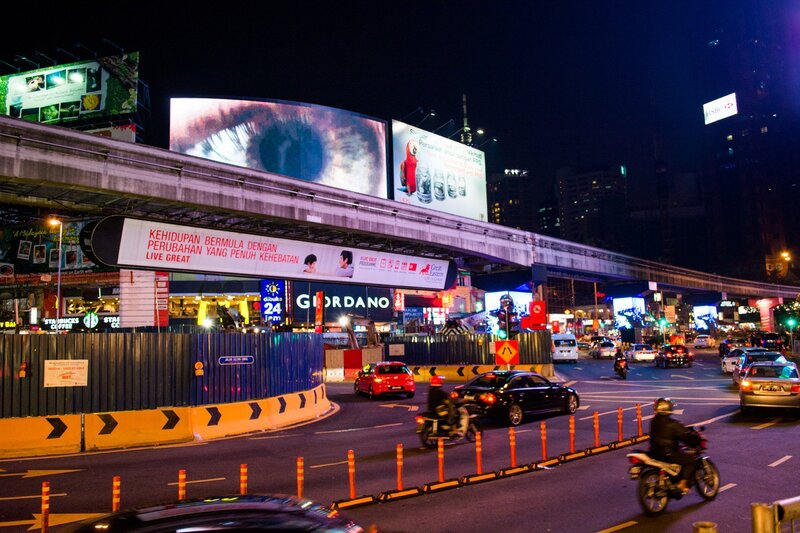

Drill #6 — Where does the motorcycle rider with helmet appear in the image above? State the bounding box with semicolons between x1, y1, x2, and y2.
613;347;627;373
426;376;456;430
649;397;701;494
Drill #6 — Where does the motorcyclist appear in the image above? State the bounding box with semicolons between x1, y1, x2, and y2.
613;347;627;373
649;397;701;494
426;376;455;429
718;340;730;358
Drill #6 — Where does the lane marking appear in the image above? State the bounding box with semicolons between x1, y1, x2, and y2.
564;380;578;387
310;460;347;469
671;375;694;380
719;483;737;492
692;411;738;426
575;367;583;370
578;406;591;410
0;492;67;501
167;477;226;486
596;520;637;533
752;418;782;430
315;422;403;435
769;455;792;467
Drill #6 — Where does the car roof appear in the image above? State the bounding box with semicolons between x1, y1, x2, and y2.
749;360;795;367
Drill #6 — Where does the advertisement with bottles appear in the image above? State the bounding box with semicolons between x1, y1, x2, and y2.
391;120;487;221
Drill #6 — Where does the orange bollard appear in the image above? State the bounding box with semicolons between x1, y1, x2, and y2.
569;416;575;453
396;444;404;491
508;427;517;467
178;469;186;500
437;438;445;482
41;481;50;533
617;407;624;441
593;411;600;447
540;421;547;460
475;432;483;474
296;457;304;498
636;403;643;436
112;476;121;512
347;450;356;499
239;463;248;495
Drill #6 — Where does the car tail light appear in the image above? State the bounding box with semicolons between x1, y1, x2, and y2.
415;416;424;424
450;391;459;399
373;377;383;383
479;392;497;405
740;380;752;391
791;384;800;393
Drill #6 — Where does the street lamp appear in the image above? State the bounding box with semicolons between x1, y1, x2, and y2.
48;218;63;328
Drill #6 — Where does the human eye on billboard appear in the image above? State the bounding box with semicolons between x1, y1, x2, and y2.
169;98;388;198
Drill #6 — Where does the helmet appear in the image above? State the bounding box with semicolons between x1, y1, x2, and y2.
654;397;675;415
430;375;443;386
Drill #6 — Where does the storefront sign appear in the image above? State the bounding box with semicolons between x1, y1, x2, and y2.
44;359;88;387
292;282;392;322
260;279;286;324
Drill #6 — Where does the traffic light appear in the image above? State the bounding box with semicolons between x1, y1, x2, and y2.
507;310;519;339
787;318;797;329
496;309;508;339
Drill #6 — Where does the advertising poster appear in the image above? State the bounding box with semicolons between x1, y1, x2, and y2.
0;52;139;126
291;282;392;323
693;305;718;330
0;220;101;276
703;92;738;125
391;119;487;221
44;360;89;387
89;216;457;291
613;297;646;329
170;98;388;198
485;291;532;335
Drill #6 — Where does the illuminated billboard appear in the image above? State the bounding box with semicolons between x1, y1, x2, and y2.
613;297;645;329
703;92;738;125
392;120;487;221
170;98;388;198
0;52;139;125
84;216;457;291
485;291;532;334
693;305;718;330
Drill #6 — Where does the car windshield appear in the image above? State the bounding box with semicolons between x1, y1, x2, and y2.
600;342;615;348
377;365;410;375
747;353;782;364
469;373;513;387
748;365;798;379
554;339;576;347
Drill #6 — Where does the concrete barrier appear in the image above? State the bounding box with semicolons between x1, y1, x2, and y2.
85;408;193;451
0;415;82;458
407;364;555;382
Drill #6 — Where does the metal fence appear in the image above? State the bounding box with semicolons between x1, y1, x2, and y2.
752;495;800;532
385;331;552;366
0;332;323;418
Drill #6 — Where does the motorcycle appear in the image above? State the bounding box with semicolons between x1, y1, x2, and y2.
614;357;629;379
626;426;720;515
415;399;479;448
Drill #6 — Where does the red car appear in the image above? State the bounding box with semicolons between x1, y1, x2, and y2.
354;361;416;399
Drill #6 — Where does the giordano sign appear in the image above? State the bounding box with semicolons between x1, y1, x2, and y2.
292;282;393;322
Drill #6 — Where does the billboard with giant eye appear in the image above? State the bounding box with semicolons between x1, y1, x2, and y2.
169;98;388;198
0;53;139;125
391;119;487;221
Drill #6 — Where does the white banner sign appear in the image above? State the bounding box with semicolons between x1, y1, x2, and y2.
112;218;453;290
703;92;738;125
44;360;89;387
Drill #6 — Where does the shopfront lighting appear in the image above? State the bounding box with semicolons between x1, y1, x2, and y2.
202;318;213;329
339;315;350;327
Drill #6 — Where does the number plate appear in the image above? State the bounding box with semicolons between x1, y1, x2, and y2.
390;386;403;390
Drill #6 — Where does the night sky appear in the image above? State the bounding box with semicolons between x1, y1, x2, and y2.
0;1;782;187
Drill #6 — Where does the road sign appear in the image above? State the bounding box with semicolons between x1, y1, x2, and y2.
495;340;519;365
219;356;255;365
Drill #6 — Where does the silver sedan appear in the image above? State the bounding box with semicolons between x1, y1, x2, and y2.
739;361;800;414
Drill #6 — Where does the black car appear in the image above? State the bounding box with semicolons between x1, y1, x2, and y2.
452;370;579;426
654;344;694;368
65;494;365;532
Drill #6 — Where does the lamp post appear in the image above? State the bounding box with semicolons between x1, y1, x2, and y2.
48;218;63;328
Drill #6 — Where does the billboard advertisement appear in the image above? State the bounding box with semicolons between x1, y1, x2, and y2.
0;52;139;126
0;220;101;278
693;305;718;330
291;281;392;323
170;98;388;198
392;120;487;220
485;291;532;335
613;297;645;329
260;279;286;324
85;216;457;291
703;92;738;125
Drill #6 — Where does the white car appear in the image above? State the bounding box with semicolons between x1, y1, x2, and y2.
694;334;716;348
591;341;617;359
624;343;658;362
723;347;768;374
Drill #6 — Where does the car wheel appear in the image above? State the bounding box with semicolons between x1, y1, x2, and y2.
688;362;693;368
368;386;377;400
564;394;578;414
507;403;524;426
354;381;360;395
406;392;415;399
740;402;750;415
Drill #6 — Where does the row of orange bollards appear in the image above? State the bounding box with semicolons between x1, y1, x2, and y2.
34;402;646;528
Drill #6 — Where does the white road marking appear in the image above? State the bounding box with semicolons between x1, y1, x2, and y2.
310;460;347;469
315;422;403;435
0;492;67;501
575;367;583;370
692;411;738;426
671;375;694;380
168;477;225;486
564;380;578;387
768;455;792;467
596;520;638;533
719;483;737;492
752;418;782;430
578;405;591;410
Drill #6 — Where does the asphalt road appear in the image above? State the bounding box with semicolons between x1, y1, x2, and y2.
0;349;797;533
